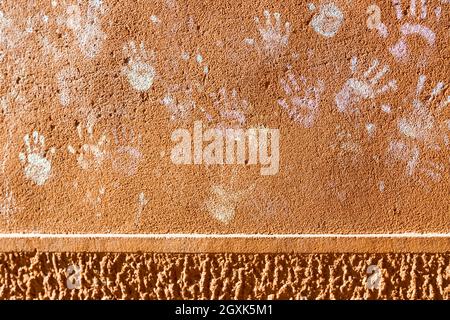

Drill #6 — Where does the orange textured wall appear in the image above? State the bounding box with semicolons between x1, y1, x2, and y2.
0;0;448;299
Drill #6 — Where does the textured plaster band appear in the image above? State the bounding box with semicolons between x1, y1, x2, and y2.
2;252;450;299
0;0;449;253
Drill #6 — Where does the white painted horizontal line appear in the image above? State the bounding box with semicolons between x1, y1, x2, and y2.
0;233;450;238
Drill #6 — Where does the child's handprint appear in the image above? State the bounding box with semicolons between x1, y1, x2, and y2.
122;41;156;92
19;131;55;186
367;0;445;62
387;75;449;187
278;68;324;128
309;2;344;38
68;124;108;170
245;10;291;57
335;56;397;114
111;127;142;177
64;0;106;59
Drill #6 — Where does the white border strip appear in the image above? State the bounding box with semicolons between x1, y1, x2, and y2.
1;233;450;238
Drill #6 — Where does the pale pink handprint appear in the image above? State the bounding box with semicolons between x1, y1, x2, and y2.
278;69;324;128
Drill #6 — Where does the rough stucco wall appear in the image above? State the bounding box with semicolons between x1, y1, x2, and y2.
1;252;450;300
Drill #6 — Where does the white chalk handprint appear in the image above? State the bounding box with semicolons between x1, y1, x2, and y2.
387;75;449;187
278;69;324;128
368;0;445;62
19;131;55;186
390;0;439;61
161;51;210;121
335;57;397;114
388;141;444;185
309;2;344;38
210;87;250;128
161;83;198;121
245;10;291;57
206;183;255;224
397;75;448;150
65;0;106;59
111;127;142;177
68;124;108;170
122;41;156;92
